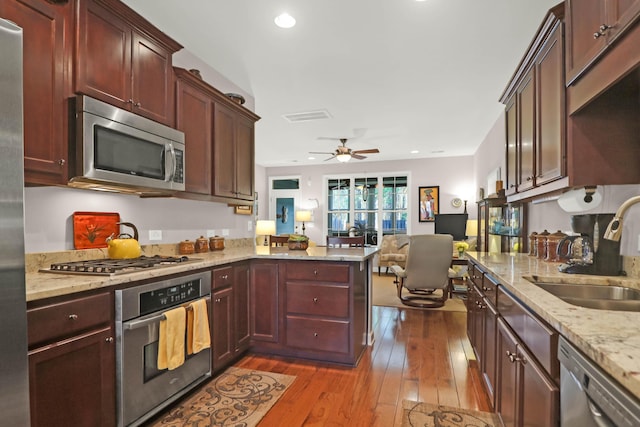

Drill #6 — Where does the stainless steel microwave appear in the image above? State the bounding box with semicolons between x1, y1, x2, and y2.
70;95;185;194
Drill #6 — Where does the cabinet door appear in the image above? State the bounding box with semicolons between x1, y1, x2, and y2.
29;327;115;427
482;301;498;408
505;97;518;195
472;286;485;361
235;115;255;200
497;318;519;427
517;69;535;192
518;343;559;427
131;31;174;125
76;0;132;110
250;261;279;343
234;262;251;353
1;0;71;185
175;79;212;194
213;102;237;198
212;286;233;371
536;23;565;186
565;0;607;83
607;0;640;43
466;285;477;344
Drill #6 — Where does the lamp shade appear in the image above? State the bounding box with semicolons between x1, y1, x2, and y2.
336;153;351;162
295;210;312;222
466;219;478;238
255;220;276;236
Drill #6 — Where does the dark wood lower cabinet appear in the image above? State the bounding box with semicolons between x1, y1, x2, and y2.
212;285;234;370
28;327;115;427
249;260;280;344
496;318;559;427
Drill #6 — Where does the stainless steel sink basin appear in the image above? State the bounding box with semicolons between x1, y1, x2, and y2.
527;280;640;312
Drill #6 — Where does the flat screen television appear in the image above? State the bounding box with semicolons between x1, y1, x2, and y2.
434;213;468;241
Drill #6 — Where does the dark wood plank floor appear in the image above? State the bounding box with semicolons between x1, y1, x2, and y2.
235;305;492;426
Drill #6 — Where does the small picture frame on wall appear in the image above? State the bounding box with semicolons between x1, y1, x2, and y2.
234;205;253;215
418;186;439;222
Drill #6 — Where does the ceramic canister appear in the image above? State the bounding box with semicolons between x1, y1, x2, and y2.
209;236;225;251
545;230;568;262
195;236;209;253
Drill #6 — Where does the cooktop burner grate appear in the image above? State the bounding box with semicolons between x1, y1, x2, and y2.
46;255;192;275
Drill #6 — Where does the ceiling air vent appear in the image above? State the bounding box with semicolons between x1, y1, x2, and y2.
282;109;332;123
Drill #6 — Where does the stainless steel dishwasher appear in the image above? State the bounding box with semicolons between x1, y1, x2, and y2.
558;336;640;427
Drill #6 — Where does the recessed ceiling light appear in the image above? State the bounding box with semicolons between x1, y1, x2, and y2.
274;13;296;29
308;156;316;160
410;150;419;154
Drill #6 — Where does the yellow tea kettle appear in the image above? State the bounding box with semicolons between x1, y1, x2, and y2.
106;222;141;259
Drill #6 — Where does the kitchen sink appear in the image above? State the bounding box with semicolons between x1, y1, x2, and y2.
526;280;640;312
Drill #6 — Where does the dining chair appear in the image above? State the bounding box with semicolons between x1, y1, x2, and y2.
269;235;289;247
326;235;365;247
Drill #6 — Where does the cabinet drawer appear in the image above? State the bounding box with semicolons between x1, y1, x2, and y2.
470;263;484;287
286;282;349;317
481;273;499;307
28;292;111;347
286;262;349;283
497;287;559;379
286;316;349;354
212;266;233;289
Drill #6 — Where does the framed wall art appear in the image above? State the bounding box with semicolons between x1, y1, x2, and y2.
418;186;439;222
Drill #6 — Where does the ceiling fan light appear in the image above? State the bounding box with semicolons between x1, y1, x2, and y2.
336;153;351;162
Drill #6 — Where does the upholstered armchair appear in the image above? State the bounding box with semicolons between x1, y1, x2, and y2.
377;234;410;275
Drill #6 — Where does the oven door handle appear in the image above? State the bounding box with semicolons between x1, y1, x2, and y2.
123;313;165;330
123;296;211;331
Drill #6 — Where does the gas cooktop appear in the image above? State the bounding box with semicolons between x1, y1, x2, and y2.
40;255;199;276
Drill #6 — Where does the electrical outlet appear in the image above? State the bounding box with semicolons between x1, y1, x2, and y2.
149;230;162;241
222;229;229;236
206;229;216;238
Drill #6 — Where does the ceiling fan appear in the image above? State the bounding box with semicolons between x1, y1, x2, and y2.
310;138;380;162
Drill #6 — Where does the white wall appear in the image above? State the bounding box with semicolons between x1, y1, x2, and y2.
24;187;255;253
264;156;476;245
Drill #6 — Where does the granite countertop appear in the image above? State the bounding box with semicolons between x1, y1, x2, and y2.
466;251;640;400
26;245;379;302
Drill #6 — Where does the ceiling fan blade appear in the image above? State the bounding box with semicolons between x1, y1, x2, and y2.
351;154;367;160
352;148;379;154
309;151;335;155
324;155;337;161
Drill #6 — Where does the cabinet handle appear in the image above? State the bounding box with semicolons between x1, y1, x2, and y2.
215;298;221;303
313;297;318;303
482;286;491;291
313;270;318;276
314;332;318;337
57;159;66;166
593;24;611;39
68;314;78;320
127;99;134;104
134;101;142;108
105;337;113;343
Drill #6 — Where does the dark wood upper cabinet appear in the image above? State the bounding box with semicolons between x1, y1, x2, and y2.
565;0;640;85
501;5;565;201
1;0;73;185
174;67;260;203
75;0;182;126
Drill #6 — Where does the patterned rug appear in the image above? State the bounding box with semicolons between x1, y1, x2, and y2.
402;400;501;427
148;367;295;427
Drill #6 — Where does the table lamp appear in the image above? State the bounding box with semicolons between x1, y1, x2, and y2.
466;219;478;242
295;210;312;235
255;220;276;246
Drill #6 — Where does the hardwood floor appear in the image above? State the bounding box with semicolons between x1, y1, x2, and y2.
235;305;492;426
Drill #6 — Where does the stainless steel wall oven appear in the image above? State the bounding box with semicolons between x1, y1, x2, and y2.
115;271;211;427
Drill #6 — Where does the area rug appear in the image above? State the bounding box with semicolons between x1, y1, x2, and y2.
402;400;501;427
148;367;295;427
373;274;467;312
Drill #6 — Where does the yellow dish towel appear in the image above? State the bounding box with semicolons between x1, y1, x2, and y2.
187;298;211;355
157;306;186;370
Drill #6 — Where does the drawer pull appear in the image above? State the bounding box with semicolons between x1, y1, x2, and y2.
482;286;492;291
68;314;78;320
314;332;318;337
105;337;113;343
313;298;318;303
313;270;318;276
215;298;221;303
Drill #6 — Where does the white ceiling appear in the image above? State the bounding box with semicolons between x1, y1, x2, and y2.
122;0;561;167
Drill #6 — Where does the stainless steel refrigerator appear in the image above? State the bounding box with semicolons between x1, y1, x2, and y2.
0;17;30;426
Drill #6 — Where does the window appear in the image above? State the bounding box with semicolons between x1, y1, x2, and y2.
326;174;408;245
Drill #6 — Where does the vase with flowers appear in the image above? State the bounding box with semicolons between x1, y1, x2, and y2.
455;241;469;258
